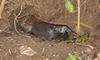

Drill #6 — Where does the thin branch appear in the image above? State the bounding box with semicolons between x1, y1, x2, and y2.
72;21;92;29
76;0;81;33
13;5;31;37
0;0;6;19
14;5;23;35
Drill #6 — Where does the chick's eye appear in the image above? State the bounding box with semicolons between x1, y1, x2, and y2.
53;30;59;33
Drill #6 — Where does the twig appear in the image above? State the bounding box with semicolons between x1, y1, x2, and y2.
76;0;81;33
71;21;92;29
14;5;23;35
13;5;32;37
80;23;92;29
97;0;100;9
80;0;87;7
0;0;6;19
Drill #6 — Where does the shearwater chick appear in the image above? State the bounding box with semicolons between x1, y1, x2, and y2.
20;15;77;41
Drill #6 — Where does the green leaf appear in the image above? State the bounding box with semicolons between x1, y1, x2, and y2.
65;0;74;13
66;52;80;60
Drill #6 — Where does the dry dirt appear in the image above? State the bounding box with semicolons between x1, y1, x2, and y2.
0;0;100;60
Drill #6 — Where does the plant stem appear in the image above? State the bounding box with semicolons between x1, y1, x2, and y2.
0;0;6;19
77;0;81;33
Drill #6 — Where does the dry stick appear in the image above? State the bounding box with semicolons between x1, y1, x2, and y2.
14;5;23;35
72;21;92;29
0;0;6;19
14;5;31;37
77;0;80;33
97;0;100;9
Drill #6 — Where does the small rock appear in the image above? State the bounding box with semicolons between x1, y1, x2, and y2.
19;46;36;56
84;45;94;54
84;47;92;54
0;30;2;32
45;58;49;60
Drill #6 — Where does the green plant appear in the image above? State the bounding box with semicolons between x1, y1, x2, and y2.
65;0;74;13
66;52;80;60
75;32;90;43
65;32;90;43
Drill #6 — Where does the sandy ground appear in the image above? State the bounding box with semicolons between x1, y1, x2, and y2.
0;0;100;60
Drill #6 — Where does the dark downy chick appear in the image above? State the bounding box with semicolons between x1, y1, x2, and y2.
19;15;77;41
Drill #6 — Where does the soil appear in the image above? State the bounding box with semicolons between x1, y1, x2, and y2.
0;0;100;60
